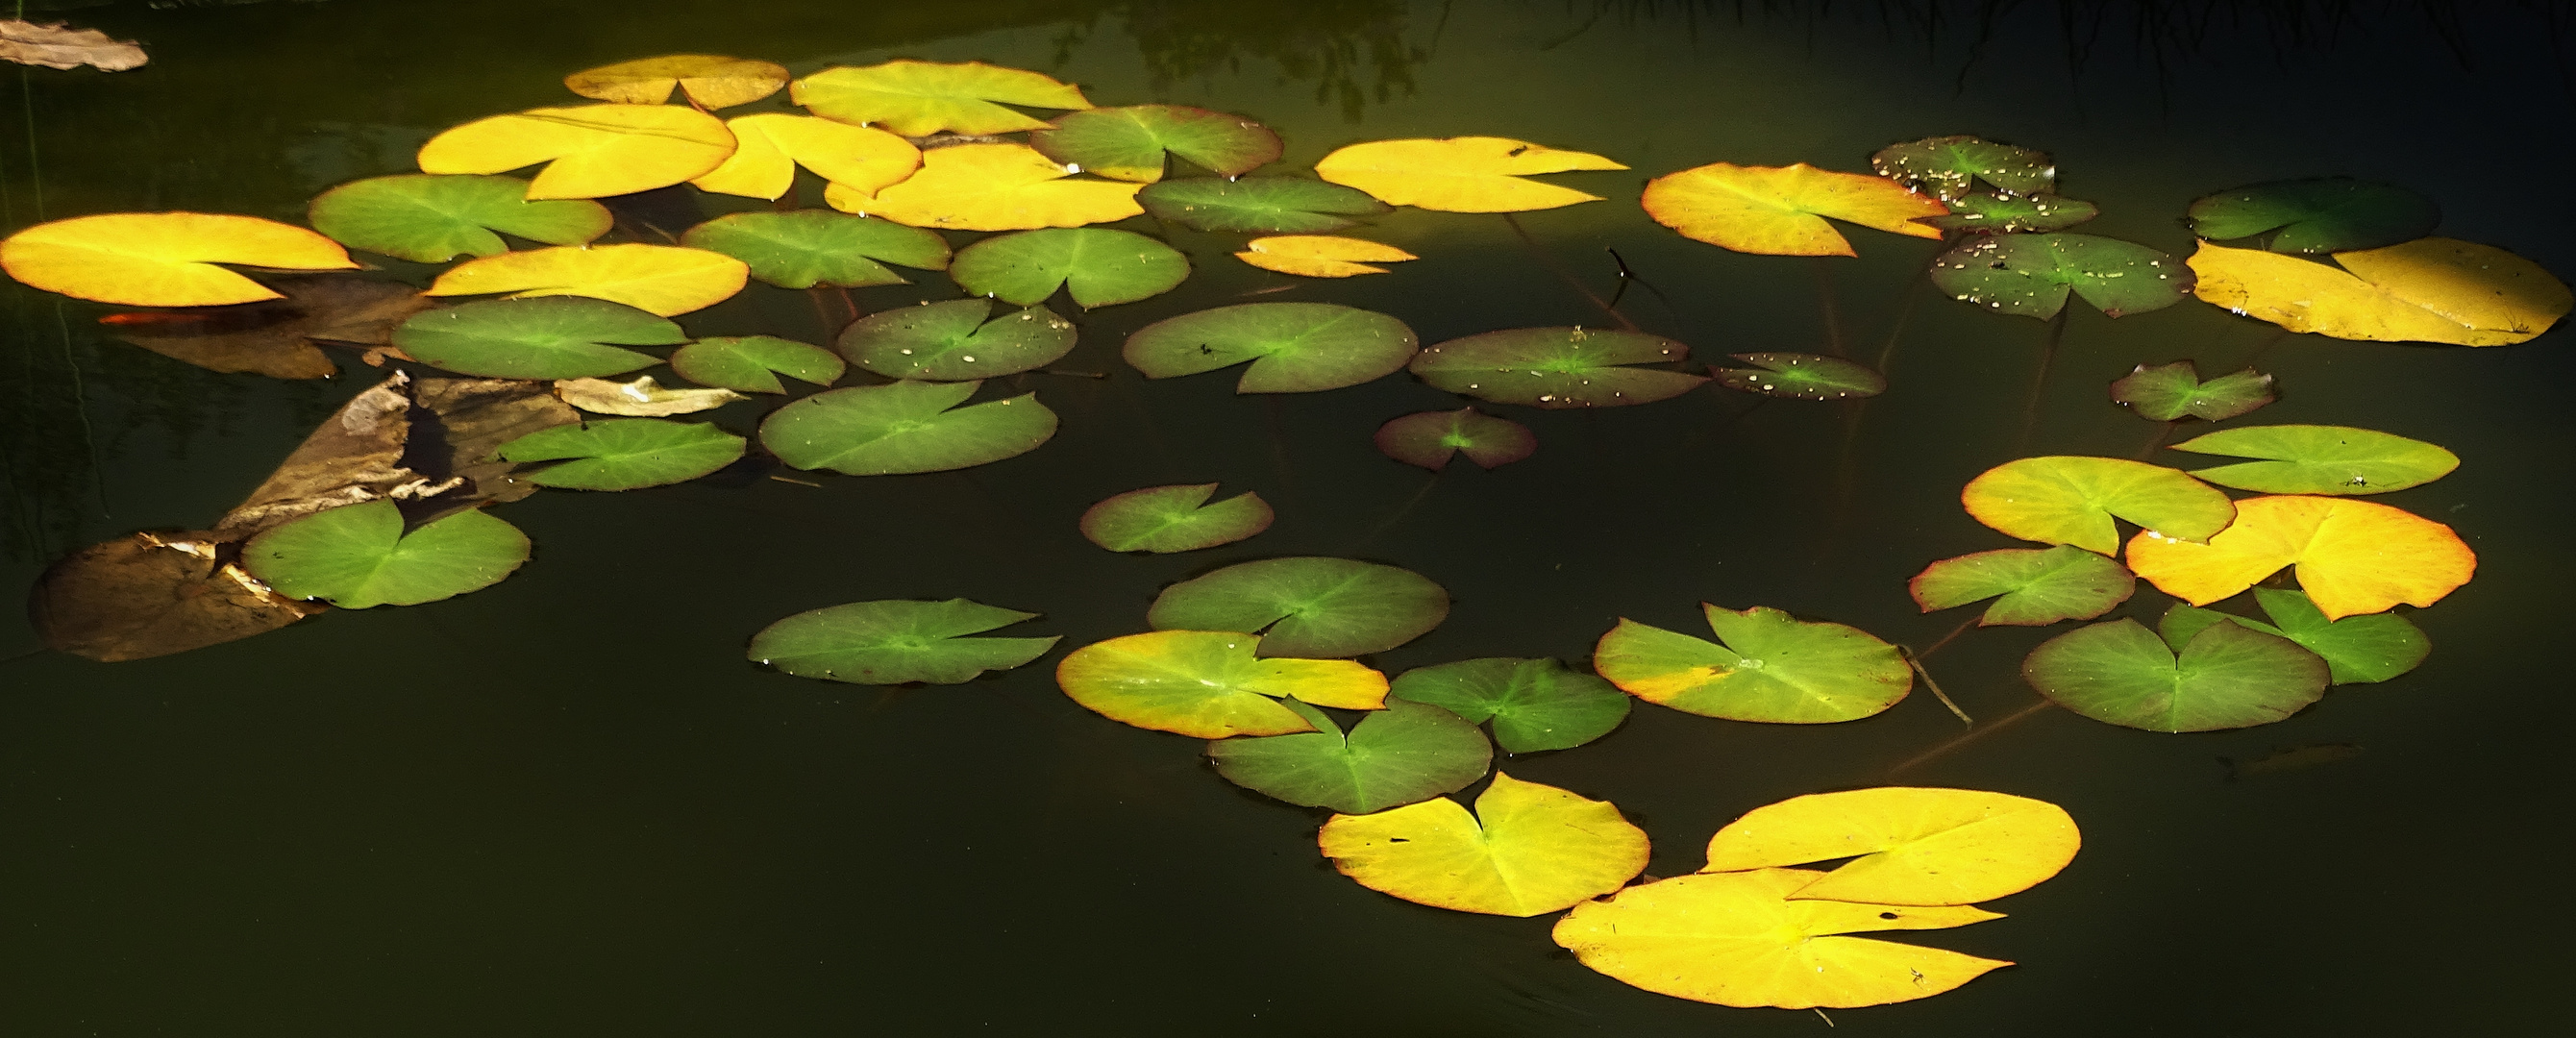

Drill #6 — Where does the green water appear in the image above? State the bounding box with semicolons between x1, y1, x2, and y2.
4;1;2572;1033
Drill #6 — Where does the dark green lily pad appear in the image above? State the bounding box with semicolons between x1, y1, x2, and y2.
839;299;1077;381
1206;697;1493;813
2022;618;2329;731
2186;178;2440;254
1591;606;1913;724
1908;544;2136;627
242;500;530;610
308;174;611;263
1124;302;1417;393
748;598;1059;685
1712;353;1884;400
1410;327;1705;408
2169;424;2459;495
669;334;845;394
1914;192;2097;234
759;380;1057;476
1028;105;1282;182
494;418;747;491
679;210;951;289
949;228;1190;308
1374;408;1536;471
391;297;684;380
1136;177;1389;234
1080;483;1275;553
1388;657;1629;753
1929;233;2192;319
2161;589;2429;685
1148;556;1449;658
2110;361;2276;422
1870;136;2055;200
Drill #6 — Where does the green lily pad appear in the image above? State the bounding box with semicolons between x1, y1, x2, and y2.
308;173;612;263
494;418;747;491
1136;177;1389;234
391;296;684;380
1388;657;1630;753
1410;327;1706;408
949;228;1190;309
1080;483;1275;553
2168;424;2459;495
759;380;1057;476
679;210;951;289
1124;302;1417;393
1908;544;2136;627
1914;192;2097;234
1148;556;1449;658
669;334;845;394
1207;697;1493;814
1961;456;2237;556
1870;136;2054;200
1054;630;1390;739
1929;233;2192;319
747;598;1058;685
1028;105;1282;182
242;500;530;610
838;299;1077;381
1374;408;1536;471
1712;353;1884;400
2161;589;2429;685
2186;177;2440;254
2109;361;2276;422
2021;618;2329;731
1592;606;1912;724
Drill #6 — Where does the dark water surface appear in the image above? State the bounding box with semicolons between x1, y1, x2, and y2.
5;1;2573;1034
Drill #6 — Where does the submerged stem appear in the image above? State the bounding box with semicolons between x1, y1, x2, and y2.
1500;213;1637;332
1884;697;2057;778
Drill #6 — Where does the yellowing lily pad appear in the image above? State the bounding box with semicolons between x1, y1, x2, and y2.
1;212;358;307
1961;456;2235;556
1314;136;1626;213
2123;494;2474;621
416;104;736;200
1054;630;1388;738
1235;235;1417;278
1592;605;1911;724
1642;161;1946;257
839;142;1143;231
563;54;789;109
792;60;1092;137
425;243;748;316
689;113;921;200
1318;772;1649;917
1700;787;2080;906
2188;238;2571;346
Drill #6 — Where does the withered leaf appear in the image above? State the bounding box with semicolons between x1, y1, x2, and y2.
29;531;324;662
0;19;147;72
107;276;428;380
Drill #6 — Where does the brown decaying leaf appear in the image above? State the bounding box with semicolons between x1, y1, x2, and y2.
0;19;147;72
29;531;324;662
555;375;747;416
106;276;428;380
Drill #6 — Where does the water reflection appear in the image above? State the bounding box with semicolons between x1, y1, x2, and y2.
1120;0;1432;120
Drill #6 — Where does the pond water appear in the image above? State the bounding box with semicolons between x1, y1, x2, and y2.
4;1;2572;1034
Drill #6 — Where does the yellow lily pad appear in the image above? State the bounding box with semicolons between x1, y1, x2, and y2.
1235;235;1417;278
836;142;1143;232
1643;161;1947;257
690;113;922;201
1961;456;2236;556
793;60;1091;137
562;54;789;109
2188;238;2570;346
0;212;358;307
417;104;736;200
1700;787;2080;906
1318;772;1648;917
2124;494;2474;621
425;243;749;316
1314;136;1626;213
1053;630;1388;739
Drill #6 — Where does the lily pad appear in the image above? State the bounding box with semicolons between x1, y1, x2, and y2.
1235;235;1417;277
748;598;1058;685
1908;544;2136;627
759;380;1057;476
1124;302;1417;393
1960;456;2235;556
1137;177;1389;234
2125;494;2475;620
845;143;1143;232
1028;105;1281;182
1207;697;1492;814
566;54;788;109
679;210;950;289
1870;136;2055;199
2109;361;2276;422
2168;424;2459;495
1914;191;2097;234
242;500;530;610
1929;232;2192;319
1314;136;1625;213
391;296;684;380
839;299;1077;381
791;60;1091;137
1410;327;1704;408
1592;606;1912;724
308;174;611;263
1642;161;1945;257
1388;656;1629;753
1054;630;1389;738
1318;772;1649;917
669;334;844;394
2160;588;2429;684
949;228;1190;308
1147;556;1449;658
2188;237;2571;347
1373;408;1536;471
2021;618;2329;731
1080;483;1275;554
1700;787;2081;906
2187;177;2440;254
1712;353;1884;400
494;418;747;491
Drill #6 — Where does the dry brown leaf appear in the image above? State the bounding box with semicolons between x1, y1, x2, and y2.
106;276;427;380
556;375;748;416
29;531;324;662
0;19;147;72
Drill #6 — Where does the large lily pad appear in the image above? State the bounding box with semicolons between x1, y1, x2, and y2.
1961;456;2235;556
1314;136;1625;213
1;212;359;308
2187;177;2440;254
679;210;950;289
309;174;611;263
1700;787;2081;905
424;243;748;317
416;103;735;200
1908;544;2136;627
2168;424;2458;495
1929;233;2192;319
1124;302;1417;393
2021;618;2328;731
1054;630;1389;738
844;143;1143;232
1147;556;1449;658
242;500;530;610
2109;361;2276;422
949;228;1190;309
839;299;1077;381
1388;656;1629;753
669;335;844;394
1592;606;1912;724
1319;772;1649;917
566;54;787;109
2159;588;2429;685
391;296;684;380
1207;697;1492;814
759;380;1057;476
1137;177;1388;234
1079;483;1274;554
1870;136;2055;199
1410;327;1704;408
2124;494;2475;620
748;598;1058;685
1028;105;1281;182
1712;353;1883;401
494;419;746;491
791;60;1091;136
1642;161;1945;257
1373;408;1536;471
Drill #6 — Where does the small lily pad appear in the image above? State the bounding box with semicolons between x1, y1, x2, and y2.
494;418;747;491
1411;327;1705;408
669;334;844;394
2021;618;2329;731
1136;176;1389;234
1929;232;2192;319
1712;353;1884;400
1147;556;1449;658
1374;408;1536;471
838;299;1077;381
1388;657;1630;753
1054;630;1390;738
1207;697;1493;814
1592;606;1912;724
759;380;1057;476
309;174;611;263
679;210;951;289
2109;361;2275;422
748;598;1058;685
1908;544;2136;627
391;296;684;380
1913;192;2097;234
242;500;530;610
949;228;1190;308
1124;302;1417;393
1870;136;2055;200
2160;588;2429;685
2168;424;2459;495
1080;483;1275;553
1028;105;1281;182
2186;177;2440;254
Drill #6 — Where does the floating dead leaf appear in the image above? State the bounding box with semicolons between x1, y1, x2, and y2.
555;375;748;416
104;276;428;380
0;19;146;72
29;530;325;662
